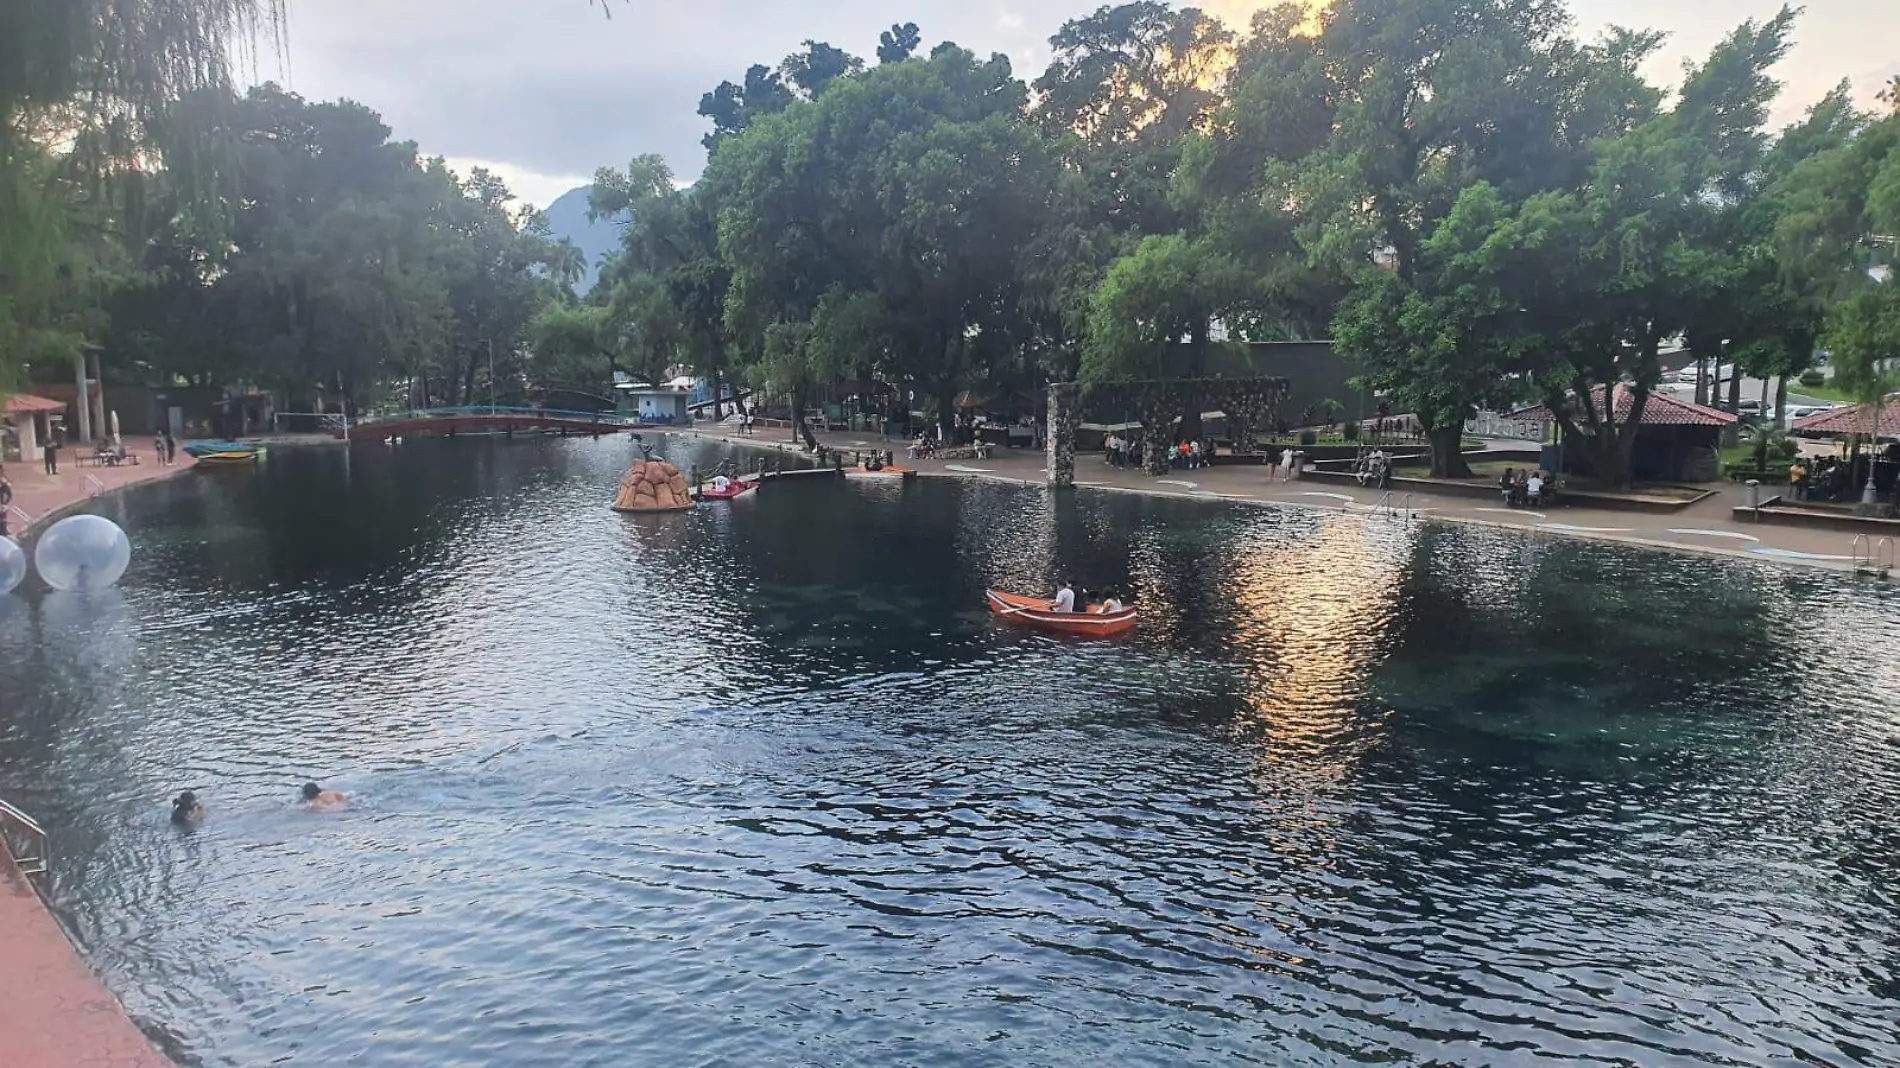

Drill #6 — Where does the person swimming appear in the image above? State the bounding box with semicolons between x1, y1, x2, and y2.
171;791;203;824
301;782;348;811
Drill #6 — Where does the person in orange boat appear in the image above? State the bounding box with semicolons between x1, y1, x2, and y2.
1097;591;1125;614
1050;580;1076;613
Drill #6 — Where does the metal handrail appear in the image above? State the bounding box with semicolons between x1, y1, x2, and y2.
0;797;49;883
5;504;27;527
1851;534;1892;577
83;474;105;498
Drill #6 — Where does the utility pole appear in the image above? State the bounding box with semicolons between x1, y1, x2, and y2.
487;338;496;415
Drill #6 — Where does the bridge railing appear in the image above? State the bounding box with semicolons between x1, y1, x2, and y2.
0;796;49;888
355;406;633;427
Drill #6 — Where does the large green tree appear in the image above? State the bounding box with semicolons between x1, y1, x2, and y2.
707;44;1059;441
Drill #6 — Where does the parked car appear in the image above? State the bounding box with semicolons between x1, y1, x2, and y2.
1737;399;1763;415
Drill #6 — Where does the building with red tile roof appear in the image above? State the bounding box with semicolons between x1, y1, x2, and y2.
1510;386;1737;482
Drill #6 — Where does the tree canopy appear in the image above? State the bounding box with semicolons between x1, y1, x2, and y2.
11;0;1897;489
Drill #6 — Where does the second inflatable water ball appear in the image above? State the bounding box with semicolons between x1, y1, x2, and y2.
33;515;132;592
0;536;25;595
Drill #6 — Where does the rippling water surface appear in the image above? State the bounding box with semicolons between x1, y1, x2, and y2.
3;436;1900;1067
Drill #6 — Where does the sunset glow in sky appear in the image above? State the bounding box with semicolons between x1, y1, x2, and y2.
272;0;1899;209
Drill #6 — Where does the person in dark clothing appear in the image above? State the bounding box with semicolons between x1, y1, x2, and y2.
163;430;176;465
43;439;57;475
0;468;11;536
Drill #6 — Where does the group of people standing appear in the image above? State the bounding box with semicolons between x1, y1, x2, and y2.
152;430;179;465
1103;436;1220;471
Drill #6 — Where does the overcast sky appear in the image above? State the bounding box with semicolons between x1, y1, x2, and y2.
265;0;1900;209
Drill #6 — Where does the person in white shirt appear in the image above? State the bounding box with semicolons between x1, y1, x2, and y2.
1526;472;1544;503
712;475;731;493
1280;447;1295;481
1098;593;1124;614
1050;581;1076;613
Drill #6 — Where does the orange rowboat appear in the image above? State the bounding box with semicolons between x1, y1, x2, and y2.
986;589;1137;638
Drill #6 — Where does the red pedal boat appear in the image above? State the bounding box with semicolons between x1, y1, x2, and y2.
986;589;1137;638
697;478;758;501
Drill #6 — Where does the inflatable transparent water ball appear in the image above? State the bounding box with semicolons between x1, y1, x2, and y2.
0;536;25;595
34;515;132;592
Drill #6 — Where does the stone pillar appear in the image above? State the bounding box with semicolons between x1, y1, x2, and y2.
1047;382;1078;488
18;411;41;464
1139;397;1175;476
72;353;93;444
88;350;107;443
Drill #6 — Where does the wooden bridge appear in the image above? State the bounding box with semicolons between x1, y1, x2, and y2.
344;406;642;442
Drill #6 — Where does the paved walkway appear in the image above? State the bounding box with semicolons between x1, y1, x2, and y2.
676;424;1868;572
4;444;196;537
1;849;173;1067
3;442;196;1068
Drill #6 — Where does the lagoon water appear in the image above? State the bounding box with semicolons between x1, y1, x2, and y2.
1;436;1898;1067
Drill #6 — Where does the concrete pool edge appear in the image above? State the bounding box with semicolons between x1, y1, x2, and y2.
655;425;1868;578
0;842;176;1068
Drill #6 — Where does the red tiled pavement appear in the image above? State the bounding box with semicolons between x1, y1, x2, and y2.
0;847;173;1068
2;444;196;536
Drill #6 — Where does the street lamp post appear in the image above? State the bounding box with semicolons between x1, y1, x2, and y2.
487;338;496;415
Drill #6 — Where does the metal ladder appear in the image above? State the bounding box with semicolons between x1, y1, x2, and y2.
1851;535;1894;579
1374;492;1415;521
0;797;50;886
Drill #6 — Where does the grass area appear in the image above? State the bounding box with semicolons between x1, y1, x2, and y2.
1789;380;1860;404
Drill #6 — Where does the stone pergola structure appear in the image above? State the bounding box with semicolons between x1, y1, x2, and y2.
1046;377;1292;485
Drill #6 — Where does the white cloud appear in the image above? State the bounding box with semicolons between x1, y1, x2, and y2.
999;12;1026;30
438;157;591;211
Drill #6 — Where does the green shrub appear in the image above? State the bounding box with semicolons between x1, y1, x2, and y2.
1799;370;1825;387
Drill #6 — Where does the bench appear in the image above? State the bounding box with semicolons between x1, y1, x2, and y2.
77;451;141;468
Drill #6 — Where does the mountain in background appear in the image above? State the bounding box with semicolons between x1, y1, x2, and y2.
542;185;624;293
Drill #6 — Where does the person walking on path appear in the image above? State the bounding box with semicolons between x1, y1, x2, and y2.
1265;449;1280;482
43;436;58;475
163;429;177;465
1279;446;1295;482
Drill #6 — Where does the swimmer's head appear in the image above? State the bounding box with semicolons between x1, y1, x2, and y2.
301;782;321;801
171;791;199;823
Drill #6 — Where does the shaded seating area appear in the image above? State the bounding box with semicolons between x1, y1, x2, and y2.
1790;399;1900;504
77;443;141;468
1510;387;1734;484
